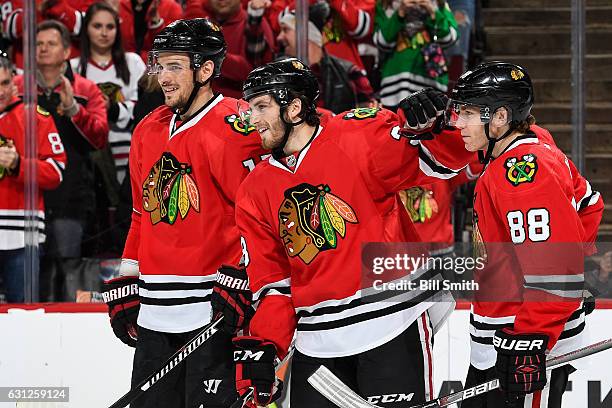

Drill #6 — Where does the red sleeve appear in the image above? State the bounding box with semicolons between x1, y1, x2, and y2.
71;77;108;149
490;155;583;349
449;159;483;189
236;184;297;358
328;0;374;39
121;122;143;268
16;113;67;190
43;0;83;35
335;109;474;198
3;0;23;40
142;0;183;52
567;158;604;253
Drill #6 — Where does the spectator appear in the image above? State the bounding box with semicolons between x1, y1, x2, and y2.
14;20;108;266
71;2;146;184
374;0;457;110
0;51;66;303
4;0;183;63
445;0;475;71
267;0;375;71
277;3;376;113
184;0;276;98
1;0;95;68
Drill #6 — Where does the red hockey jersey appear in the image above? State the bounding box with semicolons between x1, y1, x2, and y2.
236;107;474;358
469;129;603;369
0;99;66;250
403;161;482;251
121;94;266;333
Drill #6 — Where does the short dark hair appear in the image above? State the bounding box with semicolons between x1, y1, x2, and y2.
288;90;320;127
37;20;71;49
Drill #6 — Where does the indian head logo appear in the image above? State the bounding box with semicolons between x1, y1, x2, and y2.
142;152;200;225
278;183;358;264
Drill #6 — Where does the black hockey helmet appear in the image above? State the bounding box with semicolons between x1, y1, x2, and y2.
243;57;320;107
149;18;226;77
243;58;320;160
448;61;533;126
447;61;534;163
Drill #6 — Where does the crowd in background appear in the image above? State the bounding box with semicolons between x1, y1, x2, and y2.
0;0;609;302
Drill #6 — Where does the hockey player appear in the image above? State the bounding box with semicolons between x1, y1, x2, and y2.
213;58;476;408
101;18;266;408
447;61;603;408
0;51;66;303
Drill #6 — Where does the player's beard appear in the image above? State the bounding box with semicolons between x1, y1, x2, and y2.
261;118;287;150
164;84;192;112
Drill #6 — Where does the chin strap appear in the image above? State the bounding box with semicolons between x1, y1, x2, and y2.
174;70;213;116
479;122;517;164
271;106;305;160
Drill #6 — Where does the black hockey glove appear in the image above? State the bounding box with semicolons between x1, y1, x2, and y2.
493;329;549;398
102;275;140;348
398;88;448;139
211;265;255;334
233;336;283;408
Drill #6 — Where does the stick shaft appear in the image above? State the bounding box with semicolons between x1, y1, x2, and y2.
107;317;223;408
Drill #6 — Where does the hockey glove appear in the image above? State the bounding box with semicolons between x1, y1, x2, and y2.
398;88;448;139
102;276;140;347
233;336;283;407
211;265;255;334
493;329;549;397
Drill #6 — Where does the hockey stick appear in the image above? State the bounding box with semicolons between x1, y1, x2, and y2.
308;337;612;408
107;316;224;408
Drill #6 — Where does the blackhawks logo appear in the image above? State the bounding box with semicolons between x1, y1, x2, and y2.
505;154;537;186
343;107;380;120
225;114;256;135
279;183;358;264
142;152;200;225
97;82;125;103
400;187;438;223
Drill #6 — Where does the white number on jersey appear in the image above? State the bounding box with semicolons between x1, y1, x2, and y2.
506;208;550;244
47;133;65;154
242;154;271;172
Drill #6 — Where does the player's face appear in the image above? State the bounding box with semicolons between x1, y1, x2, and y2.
142;161;161;214
0;68;14;111
454;105;488;152
277;23;297;57
278;198;308;257
157;53;195;111
87;10;117;53
36;29;71;68
248;94;287;150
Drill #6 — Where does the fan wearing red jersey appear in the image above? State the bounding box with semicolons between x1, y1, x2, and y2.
210;58;475;408
0;51;66;303
448;61;603;408
101;18;266;408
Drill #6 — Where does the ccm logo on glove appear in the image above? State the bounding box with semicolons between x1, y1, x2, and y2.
234;349;266;362
102;283;139;302
493;335;546;352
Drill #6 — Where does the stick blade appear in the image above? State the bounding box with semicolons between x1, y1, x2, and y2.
308;365;380;408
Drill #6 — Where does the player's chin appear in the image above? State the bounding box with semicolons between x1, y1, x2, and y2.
261;136;282;150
